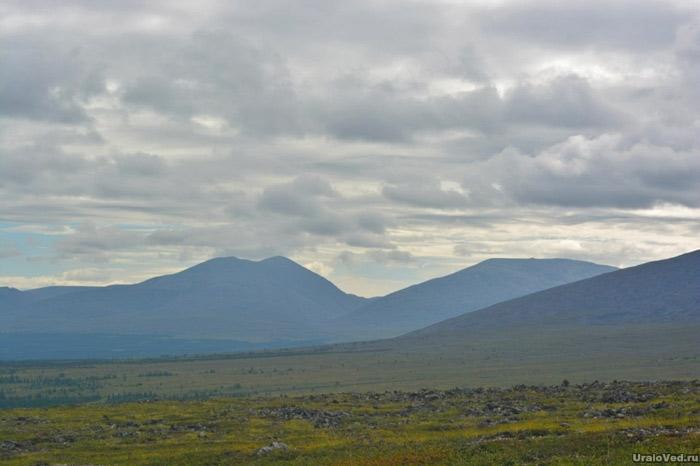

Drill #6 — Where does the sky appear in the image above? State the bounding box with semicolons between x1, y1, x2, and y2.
1;0;699;296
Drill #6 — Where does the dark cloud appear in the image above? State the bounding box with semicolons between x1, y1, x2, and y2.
464;135;700;209
356;212;388;234
257;176;392;247
505;75;625;129
0;36;104;123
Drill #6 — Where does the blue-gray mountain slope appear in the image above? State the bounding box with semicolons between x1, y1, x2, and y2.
0;255;616;359
337;258;616;339
1;256;366;343
407;249;700;340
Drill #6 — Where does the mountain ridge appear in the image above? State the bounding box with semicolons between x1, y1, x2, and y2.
1;254;620;359
405;249;700;340
336;257;617;339
1;256;367;343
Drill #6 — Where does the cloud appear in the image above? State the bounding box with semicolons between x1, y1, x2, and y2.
0;36;103;123
259;175;337;216
504;75;625;129
367;249;415;264
55;223;147;261
334;248;415;266
383;179;469;209
480;0;688;51
1;0;699;294
257;175;392;246
464;134;700;209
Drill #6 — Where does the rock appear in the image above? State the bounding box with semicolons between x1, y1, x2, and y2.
582;405;655;419
1;440;22;451
620;426;698;441
258;406;349;428
256;441;289;455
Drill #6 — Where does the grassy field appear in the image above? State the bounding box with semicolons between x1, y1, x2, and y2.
1;325;699;464
1;380;699;465
1;324;698;408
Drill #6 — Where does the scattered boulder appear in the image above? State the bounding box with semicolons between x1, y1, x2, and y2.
258;407;349;428
583;400;670;419
599;390;655;403
256;441;289;455
620;426;698;441
1;440;22;451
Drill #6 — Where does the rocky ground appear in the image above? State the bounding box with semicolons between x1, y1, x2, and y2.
1;380;699;465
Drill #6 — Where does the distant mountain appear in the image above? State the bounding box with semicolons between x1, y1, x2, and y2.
1;256;367;348
0;286;97;308
0;286;22;298
408;249;700;340
336;258;616;339
326;250;700;387
0;286;24;307
21;286;97;302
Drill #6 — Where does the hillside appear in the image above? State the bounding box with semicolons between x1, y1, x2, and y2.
0;256;616;359
337;258;616;339
0;257;367;357
408;249;700;340
0;251;698;405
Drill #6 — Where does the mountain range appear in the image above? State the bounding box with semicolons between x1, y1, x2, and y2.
336;258;616;339
408;249;700;340
1;256;364;341
368;249;700;386
1;255;615;359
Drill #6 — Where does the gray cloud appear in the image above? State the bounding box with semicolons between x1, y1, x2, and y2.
383;179;469;209
259;175;337;216
1;0;699;294
505;75;625;129
464;135;700;209
0;37;103;123
55;223;146;262
480;0;687;51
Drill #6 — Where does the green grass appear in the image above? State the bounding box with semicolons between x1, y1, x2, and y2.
1;380;698;465
1;324;698;464
1;324;698;407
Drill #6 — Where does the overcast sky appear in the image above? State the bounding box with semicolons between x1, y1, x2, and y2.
1;0;699;296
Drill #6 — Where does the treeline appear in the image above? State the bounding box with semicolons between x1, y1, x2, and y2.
0;373;117;392
0;389;101;408
105;386;248;404
0;386;250;408
137;371;174;377
0;373;121;408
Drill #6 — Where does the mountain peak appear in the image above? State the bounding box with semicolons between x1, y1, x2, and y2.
477;257;604;265
184;255;252;271
3;253;368;346
0;286;21;294
191;255;298;269
260;255;297;265
337;256;617;339
201;255;247;265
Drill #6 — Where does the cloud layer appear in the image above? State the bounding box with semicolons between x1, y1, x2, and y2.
1;0;699;295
